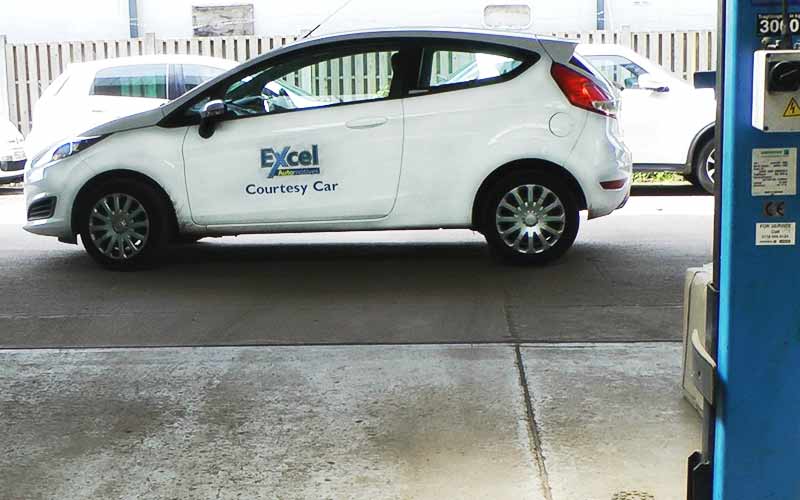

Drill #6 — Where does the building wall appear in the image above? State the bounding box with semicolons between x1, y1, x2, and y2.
0;0;131;42
0;0;716;43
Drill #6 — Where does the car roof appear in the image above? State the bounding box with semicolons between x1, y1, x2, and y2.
64;55;237;73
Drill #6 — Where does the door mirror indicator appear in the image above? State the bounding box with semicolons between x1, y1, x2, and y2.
638;74;670;93
199;99;226;139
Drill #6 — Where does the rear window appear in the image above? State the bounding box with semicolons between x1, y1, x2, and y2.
182;64;225;92
91;64;168;99
423;49;527;88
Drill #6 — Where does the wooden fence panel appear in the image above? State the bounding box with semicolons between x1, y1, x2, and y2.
3;30;717;135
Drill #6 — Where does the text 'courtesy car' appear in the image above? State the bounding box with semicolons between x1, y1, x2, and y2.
23;28;632;270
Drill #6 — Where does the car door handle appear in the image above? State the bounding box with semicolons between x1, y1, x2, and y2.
346;117;388;129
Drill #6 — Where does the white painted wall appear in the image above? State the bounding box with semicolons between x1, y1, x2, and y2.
0;0;130;43
0;0;716;43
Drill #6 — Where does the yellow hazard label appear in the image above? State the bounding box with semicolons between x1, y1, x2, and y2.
784;97;800;118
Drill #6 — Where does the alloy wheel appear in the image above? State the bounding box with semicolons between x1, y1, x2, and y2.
705;148;716;184
495;184;566;254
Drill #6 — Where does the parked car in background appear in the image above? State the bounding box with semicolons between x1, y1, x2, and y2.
24;55;237;158
1;119;26;185
24;29;631;269
576;44;717;193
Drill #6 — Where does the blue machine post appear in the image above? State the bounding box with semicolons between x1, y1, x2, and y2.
715;0;800;498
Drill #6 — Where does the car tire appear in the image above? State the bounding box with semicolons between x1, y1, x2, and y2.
693;140;716;195
77;179;170;270
481;171;580;265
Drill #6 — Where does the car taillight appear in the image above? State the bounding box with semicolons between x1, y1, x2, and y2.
550;63;617;118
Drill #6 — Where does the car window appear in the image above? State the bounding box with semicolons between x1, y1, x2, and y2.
90;64;168;99
183;64;225;92
209;47;399;119
424;49;525;88
583;55;648;90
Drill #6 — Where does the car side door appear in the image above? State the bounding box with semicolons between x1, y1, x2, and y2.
180;42;408;226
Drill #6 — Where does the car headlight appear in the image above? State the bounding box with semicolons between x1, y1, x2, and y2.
32;135;106;169
50;136;106;162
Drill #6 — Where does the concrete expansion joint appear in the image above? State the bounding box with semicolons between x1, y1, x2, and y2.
514;344;554;500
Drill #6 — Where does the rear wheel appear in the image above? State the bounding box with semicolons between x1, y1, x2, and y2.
693;140;716;194
481;172;580;265
77;179;170;270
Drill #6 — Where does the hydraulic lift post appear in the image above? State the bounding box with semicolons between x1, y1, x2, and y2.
708;0;800;498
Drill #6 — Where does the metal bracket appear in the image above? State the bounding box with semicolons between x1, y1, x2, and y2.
687;283;719;500
690;328;717;405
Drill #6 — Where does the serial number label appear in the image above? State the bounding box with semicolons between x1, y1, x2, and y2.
757;13;800;35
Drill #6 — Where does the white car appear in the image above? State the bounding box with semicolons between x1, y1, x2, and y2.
24;29;631;269
25;55;237;158
0;119;26;184
576;44;717;193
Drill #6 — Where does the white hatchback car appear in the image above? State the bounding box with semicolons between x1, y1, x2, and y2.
24;29;631;269
25;55;236;158
1;119;26;184
576;44;717;192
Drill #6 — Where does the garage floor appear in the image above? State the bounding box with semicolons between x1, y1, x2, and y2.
0;186;712;348
0;186;710;499
0;344;699;500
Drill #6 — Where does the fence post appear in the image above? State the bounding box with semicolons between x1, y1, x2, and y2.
619;25;632;48
0;35;9;122
145;32;157;55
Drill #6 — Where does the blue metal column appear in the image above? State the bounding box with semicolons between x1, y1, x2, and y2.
715;0;800;498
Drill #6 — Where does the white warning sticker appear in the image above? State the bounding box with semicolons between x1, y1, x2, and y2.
752;148;797;196
756;222;796;246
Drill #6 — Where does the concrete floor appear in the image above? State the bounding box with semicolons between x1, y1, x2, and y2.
0;344;699;500
0;186;708;499
0;187;712;348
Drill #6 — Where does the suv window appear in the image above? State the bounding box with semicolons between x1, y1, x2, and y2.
583;55;648;90
91;64;168;99
420;47;529;89
183;64;225;92
210;47;399;119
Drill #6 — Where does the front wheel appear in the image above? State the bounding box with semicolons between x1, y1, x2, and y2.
77;179;170;270
481;172;580;265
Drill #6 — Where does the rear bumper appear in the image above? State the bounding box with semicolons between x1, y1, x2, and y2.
569;115;632;219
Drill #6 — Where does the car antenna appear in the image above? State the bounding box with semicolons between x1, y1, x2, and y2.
303;0;355;39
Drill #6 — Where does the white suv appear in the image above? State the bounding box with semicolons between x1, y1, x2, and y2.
577;44;717;192
24;29;631;269
25;55;236;158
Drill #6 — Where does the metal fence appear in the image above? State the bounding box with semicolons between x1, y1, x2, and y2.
1;29;717;135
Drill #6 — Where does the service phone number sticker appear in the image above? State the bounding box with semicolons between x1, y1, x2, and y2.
756;222;796;246
752;148;797;196
757;13;800;35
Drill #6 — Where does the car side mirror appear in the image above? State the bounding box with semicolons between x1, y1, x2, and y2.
638;74;670;93
200;99;227;120
198;99;226;139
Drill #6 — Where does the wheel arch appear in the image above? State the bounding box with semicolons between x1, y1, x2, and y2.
70;169;179;239
686;123;715;170
471;158;588;229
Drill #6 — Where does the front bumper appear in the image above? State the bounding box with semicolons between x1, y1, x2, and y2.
23;157;86;239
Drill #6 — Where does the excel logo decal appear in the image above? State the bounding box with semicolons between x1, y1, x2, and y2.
261;145;320;178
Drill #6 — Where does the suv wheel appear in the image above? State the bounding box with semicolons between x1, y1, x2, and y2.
693;140;716;194
481;172;579;265
78;179;170;270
